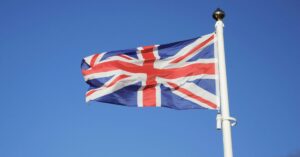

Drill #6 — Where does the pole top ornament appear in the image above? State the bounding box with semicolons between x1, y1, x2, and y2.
213;8;225;21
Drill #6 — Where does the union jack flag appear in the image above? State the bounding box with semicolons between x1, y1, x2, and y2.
81;33;220;110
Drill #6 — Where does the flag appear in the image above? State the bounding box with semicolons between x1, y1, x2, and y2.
81;33;219;110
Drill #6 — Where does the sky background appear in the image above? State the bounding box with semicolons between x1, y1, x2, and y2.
1;0;300;157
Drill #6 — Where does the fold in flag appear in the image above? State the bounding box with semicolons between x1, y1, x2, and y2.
81;33;220;110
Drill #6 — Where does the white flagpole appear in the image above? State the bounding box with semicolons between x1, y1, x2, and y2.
213;8;235;157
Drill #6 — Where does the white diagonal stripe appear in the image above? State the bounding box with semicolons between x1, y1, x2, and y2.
165;33;214;64
86;75;144;102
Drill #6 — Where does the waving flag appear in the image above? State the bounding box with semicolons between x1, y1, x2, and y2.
81;33;219;110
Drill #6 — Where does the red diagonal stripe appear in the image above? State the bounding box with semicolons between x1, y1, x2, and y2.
86;74;130;97
171;35;214;63
86;89;96;97
118;54;133;60
106;74;130;87
167;82;217;109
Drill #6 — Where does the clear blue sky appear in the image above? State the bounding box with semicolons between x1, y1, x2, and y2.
1;0;299;157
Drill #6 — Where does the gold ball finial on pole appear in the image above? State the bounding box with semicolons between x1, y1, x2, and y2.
213;8;225;21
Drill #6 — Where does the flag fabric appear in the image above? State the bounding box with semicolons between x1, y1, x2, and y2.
81;33;220;110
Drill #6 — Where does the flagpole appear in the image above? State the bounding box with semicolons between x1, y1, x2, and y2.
213;8;235;157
